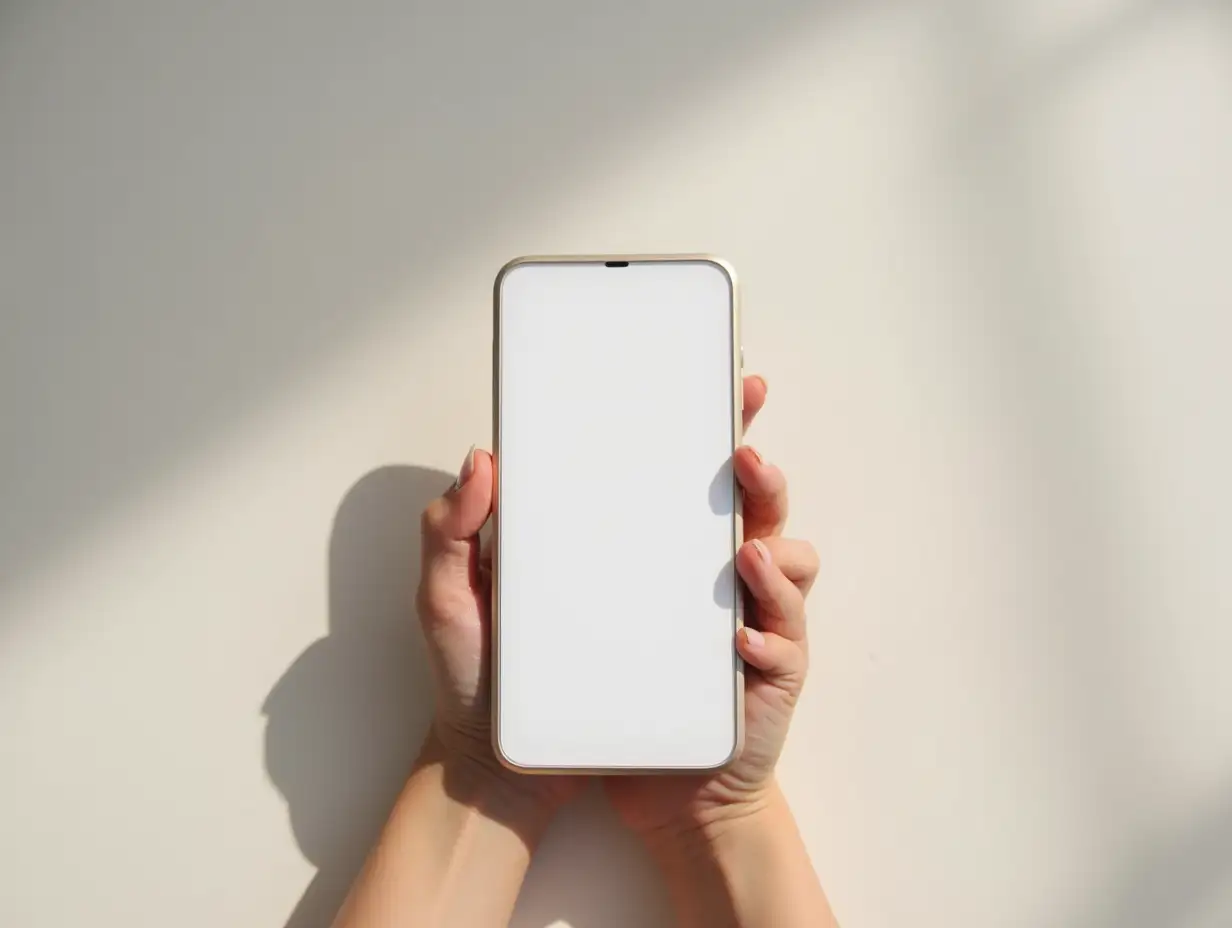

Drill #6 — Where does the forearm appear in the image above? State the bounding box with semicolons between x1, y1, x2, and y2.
648;785;837;928
332;732;553;928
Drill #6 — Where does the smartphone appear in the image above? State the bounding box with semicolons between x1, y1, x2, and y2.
492;255;743;773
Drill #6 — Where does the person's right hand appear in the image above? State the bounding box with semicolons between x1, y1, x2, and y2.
605;377;818;841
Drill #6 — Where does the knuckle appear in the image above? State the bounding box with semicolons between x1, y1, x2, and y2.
415;573;471;623
789;646;809;681
769;643;809;695
413;582;432;618
770;468;789;497
776;580;806;613
421;499;450;538
413;578;443;618
801;542;821;579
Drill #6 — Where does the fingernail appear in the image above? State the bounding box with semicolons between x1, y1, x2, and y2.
741;627;765;649
746;446;764;465
452;445;476;492
751;538;772;565
754;375;768;394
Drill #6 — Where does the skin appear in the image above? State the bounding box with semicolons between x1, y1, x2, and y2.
332;376;837;928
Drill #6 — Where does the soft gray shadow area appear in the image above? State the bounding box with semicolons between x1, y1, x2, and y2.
934;0;1155;823
1089;792;1232;928
953;0;1225;145
934;2;1232;924
263;466;446;928
0;0;828;598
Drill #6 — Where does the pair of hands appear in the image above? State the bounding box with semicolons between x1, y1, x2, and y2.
416;375;817;841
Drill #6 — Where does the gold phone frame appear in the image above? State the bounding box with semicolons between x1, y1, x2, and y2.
490;254;745;774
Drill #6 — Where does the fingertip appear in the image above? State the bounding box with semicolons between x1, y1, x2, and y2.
736;626;767;669
471;447;494;484
734;448;787;516
736;539;769;581
741;374;768;431
736;627;807;681
743;373;768;407
458;449;495;517
733;445;767;483
736;626;781;672
451;444;477;492
425;447;495;542
735;544;754;580
735;444;763;466
735;544;770;602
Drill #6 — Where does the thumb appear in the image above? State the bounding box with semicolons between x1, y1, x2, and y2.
420;447;494;605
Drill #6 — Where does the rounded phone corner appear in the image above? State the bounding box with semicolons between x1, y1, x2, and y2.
710;725;746;772
678;716;745;774
490;725;541;776
695;255;738;294
493;255;537;296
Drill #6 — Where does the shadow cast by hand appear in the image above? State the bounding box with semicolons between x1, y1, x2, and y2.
261;463;676;928
710;457;738;609
262;465;450;928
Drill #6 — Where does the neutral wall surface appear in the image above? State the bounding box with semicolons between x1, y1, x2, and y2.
2;2;1231;926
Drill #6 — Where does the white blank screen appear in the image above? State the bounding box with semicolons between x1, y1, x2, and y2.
496;260;739;770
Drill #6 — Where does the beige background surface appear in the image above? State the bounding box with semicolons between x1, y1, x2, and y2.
2;2;1231;926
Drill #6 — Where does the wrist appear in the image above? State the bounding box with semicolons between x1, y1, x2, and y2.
642;781;786;866
644;783;836;928
416;726;562;843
